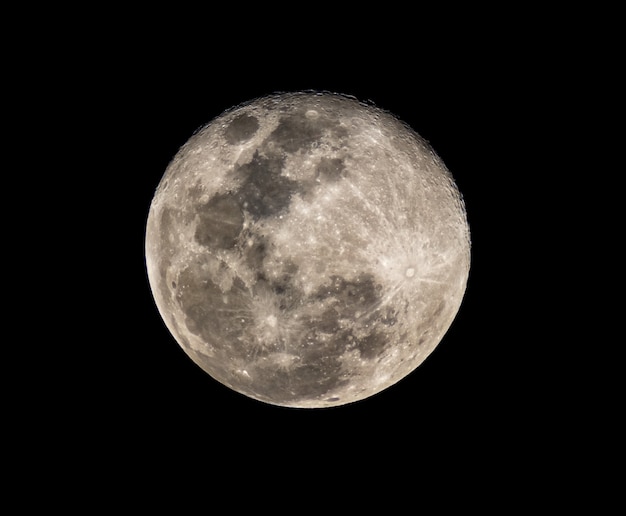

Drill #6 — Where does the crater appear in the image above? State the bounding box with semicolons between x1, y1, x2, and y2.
224;114;259;144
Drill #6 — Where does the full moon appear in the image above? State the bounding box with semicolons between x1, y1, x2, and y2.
145;91;470;408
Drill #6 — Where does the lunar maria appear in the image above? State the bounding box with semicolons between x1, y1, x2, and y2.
145;91;470;408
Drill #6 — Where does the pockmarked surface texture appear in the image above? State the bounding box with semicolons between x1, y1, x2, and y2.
145;92;470;408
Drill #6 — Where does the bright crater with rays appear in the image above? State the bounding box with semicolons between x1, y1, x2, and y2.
145;91;470;408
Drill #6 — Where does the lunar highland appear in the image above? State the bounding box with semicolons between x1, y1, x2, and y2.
145;91;470;408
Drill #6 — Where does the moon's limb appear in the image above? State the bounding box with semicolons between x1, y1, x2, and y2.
145;91;470;408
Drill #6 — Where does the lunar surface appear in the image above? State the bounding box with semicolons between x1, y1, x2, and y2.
145;91;470;408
